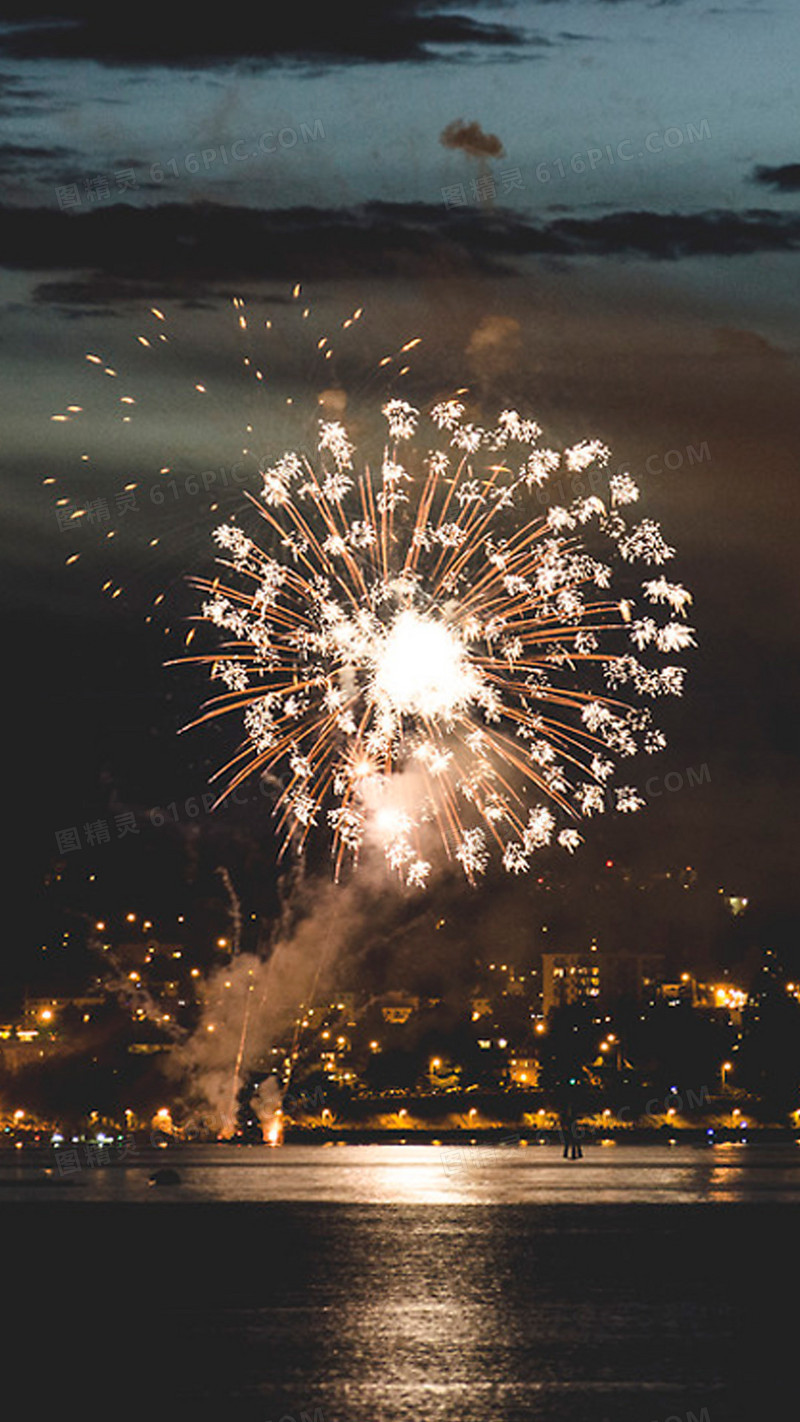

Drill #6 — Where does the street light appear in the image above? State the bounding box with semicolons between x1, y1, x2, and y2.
721;1061;733;1090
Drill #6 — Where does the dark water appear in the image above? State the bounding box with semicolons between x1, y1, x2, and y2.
13;1196;795;1421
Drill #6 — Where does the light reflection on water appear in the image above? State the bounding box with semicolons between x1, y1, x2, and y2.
11;1145;795;1420
3;1142;800;1203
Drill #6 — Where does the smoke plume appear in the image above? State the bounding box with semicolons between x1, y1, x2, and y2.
440;118;505;160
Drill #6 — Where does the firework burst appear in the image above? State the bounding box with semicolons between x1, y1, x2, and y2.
183;393;694;887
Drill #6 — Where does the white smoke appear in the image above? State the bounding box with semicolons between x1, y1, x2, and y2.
167;873;377;1135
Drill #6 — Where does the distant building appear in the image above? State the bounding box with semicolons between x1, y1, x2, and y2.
114;940;185;967
380;995;419;1025
23;995;104;1025
470;997;492;1020
655;974;702;1007
542;951;663;1015
508;1056;540;1087
655;974;746;1021
1;1039;53;1070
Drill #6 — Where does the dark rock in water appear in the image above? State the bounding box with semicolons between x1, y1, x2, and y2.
149;1167;181;1186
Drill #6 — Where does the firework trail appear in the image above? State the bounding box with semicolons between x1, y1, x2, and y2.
216;865;242;953
183;396;694;886
215;865;249;1130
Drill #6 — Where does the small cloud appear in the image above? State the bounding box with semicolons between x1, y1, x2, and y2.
466;315;522;377
440;118;505;161
318;388;348;418
466;314;522;392
712;327;788;360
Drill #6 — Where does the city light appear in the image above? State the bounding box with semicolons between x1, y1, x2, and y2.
714;985;747;1011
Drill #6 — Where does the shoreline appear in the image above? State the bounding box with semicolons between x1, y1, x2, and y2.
2;1126;799;1156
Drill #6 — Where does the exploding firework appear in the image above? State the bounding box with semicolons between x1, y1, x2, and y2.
184;395;694;886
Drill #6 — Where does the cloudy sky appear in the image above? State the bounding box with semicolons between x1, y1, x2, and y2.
3;0;799;972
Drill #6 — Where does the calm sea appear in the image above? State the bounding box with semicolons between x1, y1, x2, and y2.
8;1145;796;1421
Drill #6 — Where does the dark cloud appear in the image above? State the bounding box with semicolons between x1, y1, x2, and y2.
541;207;800;258
0;72;60;116
29;268;312;313
0;3;526;66
751;163;800;193
440;119;506;160
0;142;76;175
4;202;800;304
31;276;222;314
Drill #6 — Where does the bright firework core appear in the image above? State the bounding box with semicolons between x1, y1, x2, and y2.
373;610;480;721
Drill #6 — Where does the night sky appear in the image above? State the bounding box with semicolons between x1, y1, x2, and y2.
3;0;799;998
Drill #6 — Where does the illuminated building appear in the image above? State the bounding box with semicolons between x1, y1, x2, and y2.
113;939;186;970
23;994;103;1023
508;1056;540;1087
542;951;664;1015
379;995;420;1025
470;997;491;1020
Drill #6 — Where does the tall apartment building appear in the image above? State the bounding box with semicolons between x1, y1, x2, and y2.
542;951;664;1015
